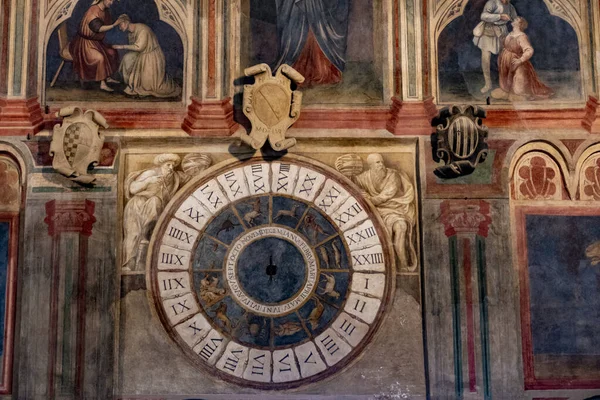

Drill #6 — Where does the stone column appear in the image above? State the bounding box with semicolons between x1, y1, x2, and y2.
439;200;493;400
44;200;96;399
0;0;44;135
182;0;238;136
387;0;436;135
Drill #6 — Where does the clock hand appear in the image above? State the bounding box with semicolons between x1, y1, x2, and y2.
266;255;277;284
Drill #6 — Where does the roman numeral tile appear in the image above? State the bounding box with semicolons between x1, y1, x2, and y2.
344;293;381;324
272;349;301;383
163;292;198;326
331;197;368;231
216;342;249;378
349;245;385;272
193;329;226;365
175;196;212;231
244;163;271;195
270;162;299;195
344;220;381;251
157;245;191;271
217;168;249;201
294;341;326;378
314;179;350;215
174;313;212;348
242;349;272;383
332;312;370;347
350;273;386;299
192;179;229;214
293;167;326;202
162;219;198;251
157;271;190;299
315;329;352;366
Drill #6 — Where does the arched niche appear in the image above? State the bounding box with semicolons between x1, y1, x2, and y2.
512;151;564;200
0;155;22;213
230;0;395;106
39;0;192;106
0;144;26;196
430;0;588;105
0;145;24;394
509;141;571;200
575;144;600;201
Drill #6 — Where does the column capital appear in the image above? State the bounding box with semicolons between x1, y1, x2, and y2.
440;200;492;238
44;199;96;237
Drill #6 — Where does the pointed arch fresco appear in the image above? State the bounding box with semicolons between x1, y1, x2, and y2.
38;0;193;105
430;0;589;105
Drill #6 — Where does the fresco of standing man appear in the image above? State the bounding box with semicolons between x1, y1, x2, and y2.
472;0;517;94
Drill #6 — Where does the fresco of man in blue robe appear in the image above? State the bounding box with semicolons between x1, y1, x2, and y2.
274;0;350;86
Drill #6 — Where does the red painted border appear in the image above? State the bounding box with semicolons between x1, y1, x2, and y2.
0;213;18;394
43;106;187;130
516;206;600;390
294;107;390;130
485;108;588;130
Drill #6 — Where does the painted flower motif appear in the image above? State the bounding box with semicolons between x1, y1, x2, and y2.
0;160;19;206
583;158;600;200
518;156;557;200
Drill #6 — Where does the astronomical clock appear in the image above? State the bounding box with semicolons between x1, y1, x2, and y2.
147;155;395;389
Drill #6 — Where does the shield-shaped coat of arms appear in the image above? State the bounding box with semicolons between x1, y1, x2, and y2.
241;64;304;151
432;105;489;179
50;107;108;185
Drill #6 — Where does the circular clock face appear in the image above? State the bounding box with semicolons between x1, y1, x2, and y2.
148;157;394;389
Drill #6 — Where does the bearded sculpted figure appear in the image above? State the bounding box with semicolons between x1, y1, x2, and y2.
122;153;211;271
336;153;417;272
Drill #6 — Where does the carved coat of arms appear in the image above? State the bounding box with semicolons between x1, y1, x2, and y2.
431;105;489;179
241;63;304;151
50;107;108;185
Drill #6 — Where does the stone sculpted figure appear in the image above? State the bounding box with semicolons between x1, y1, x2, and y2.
122;153;211;271
337;153;417;272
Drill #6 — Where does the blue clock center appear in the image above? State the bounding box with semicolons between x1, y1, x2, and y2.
237;237;307;304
